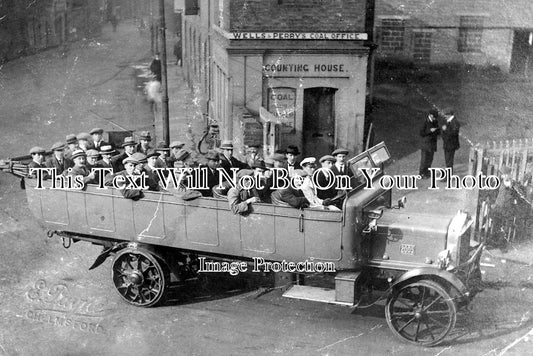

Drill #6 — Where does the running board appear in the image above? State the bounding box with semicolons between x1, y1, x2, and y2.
283;285;354;306
283;271;361;306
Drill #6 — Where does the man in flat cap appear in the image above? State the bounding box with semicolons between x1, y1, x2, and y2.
419;109;440;179
300;157;339;210
63;134;79;160
273;169;309;209
28;146;50;179
227;169;261;215
331;148;353;178
219;140;248;177
76;132;93;151
45;142;73;175
440;109;460;174
195;150;221;197
136;131;152;155
90;128;109;150
112;137;137;172
68;149;96;187
110;156;145;200
85;149;100;171
143;151;162;191
168;140;186;167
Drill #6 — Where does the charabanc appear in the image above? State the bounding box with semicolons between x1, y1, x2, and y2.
1;142;484;346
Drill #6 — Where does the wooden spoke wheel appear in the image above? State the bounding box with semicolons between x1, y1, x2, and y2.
385;280;456;346
112;249;169;307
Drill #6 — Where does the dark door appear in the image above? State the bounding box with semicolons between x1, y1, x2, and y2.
303;87;336;158
510;30;533;75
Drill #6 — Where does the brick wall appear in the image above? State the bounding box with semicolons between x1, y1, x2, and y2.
229;0;367;32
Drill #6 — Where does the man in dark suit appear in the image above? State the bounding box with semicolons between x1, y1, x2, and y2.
316;155;337;200
196;150;221;197
68;150;96;187
441;110;460;173
276;169;309;209
90;128;110;150
45;141;73;175
112;137;136;172
282;145;301;176
330;148;354;178
419;109;440;178
219;140;248;177
28;146;50;179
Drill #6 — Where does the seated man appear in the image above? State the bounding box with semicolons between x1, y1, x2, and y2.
227;169;261;215
45;142;73;175
28;146;50;180
300;157;340;210
195;150;220;197
275;169;309;209
143;151;162;191
68;149;96;187
107;156;145;200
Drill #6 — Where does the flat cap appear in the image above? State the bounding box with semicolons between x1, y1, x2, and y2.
71;149;86;160
66;134;77;144
90;127;104;135
300;157;317;166
122;156;139;165
146;150;160;158
50;142;65;151
332;148;349;156
292;169;308;178
29;146;45;155
169;141;185;149
76;132;92;141
175;149;191;161
131;152;147;164
319;155;336;163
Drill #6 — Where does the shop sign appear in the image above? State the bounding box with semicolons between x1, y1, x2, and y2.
268;87;296;133
263;57;352;78
230;32;367;41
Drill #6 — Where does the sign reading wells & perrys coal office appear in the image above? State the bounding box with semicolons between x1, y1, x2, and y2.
229;32;368;40
263;56;350;78
268;87;296;133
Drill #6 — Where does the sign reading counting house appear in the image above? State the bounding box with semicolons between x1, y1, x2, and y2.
263;56;353;78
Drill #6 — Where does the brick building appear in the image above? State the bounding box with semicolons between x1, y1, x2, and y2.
374;0;533;74
0;0;103;63
178;0;375;158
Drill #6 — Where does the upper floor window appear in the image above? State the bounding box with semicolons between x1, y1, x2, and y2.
458;16;484;53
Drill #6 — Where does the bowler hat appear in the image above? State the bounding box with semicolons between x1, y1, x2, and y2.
100;145;116;155
285;145;300;155
122;137;136;147
319;155;336;163
169;141;185;149
155;142;170;151
220;140;234;150
300;157;317;167
71;149;86;160
86;149;99;158
90;128;104;135
332;148;349;156
66;134;77;144
50;142;65;151
175;149;191;161
139;131;152;141
29;146;46;155
77;132;92;141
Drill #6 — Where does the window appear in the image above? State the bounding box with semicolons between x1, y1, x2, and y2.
185;0;199;16
458;16;483;53
412;31;432;63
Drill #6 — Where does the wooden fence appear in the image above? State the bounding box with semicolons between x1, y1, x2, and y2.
469;139;533;243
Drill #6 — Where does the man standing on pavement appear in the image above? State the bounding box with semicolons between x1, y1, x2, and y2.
419;109;440;179
150;53;162;82
441;109;460;174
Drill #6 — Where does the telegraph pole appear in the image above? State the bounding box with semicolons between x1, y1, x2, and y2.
159;0;170;146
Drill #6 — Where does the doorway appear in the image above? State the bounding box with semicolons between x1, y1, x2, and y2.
303;87;337;158
510;30;533;76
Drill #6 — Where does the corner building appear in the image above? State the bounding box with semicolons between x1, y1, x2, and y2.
180;0;375;158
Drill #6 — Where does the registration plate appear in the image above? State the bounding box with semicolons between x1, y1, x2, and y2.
400;244;416;255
